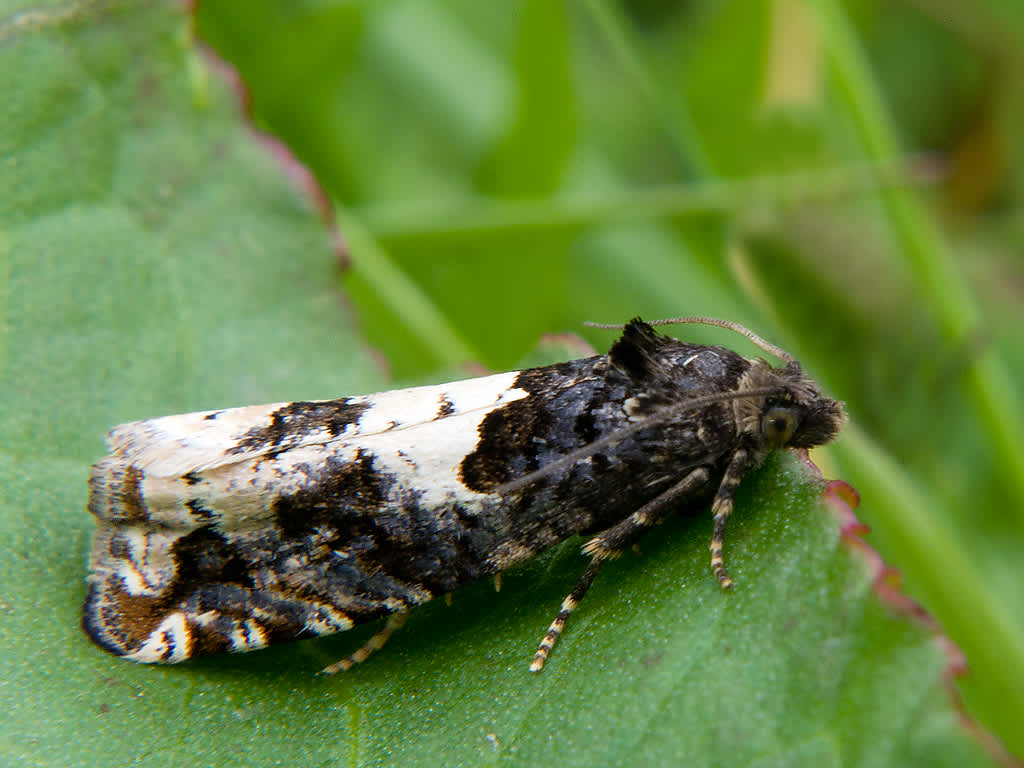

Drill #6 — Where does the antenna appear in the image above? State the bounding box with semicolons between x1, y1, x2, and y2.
584;316;796;363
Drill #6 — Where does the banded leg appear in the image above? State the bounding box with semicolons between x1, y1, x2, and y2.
710;447;754;589
533;468;711;672
581;468;711;559
531;559;603;672
320;610;408;675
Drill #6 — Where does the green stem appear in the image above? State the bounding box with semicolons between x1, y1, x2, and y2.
359;163;925;239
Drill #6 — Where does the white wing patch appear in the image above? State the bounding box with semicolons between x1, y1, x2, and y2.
124;612;191;664
105;402;296;476
104;371;524;476
90;371;529;530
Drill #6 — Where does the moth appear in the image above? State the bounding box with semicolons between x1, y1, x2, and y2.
83;317;846;673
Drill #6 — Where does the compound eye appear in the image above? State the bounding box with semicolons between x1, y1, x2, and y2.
762;406;798;446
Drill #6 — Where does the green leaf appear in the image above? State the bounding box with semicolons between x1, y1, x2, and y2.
0;2;1009;766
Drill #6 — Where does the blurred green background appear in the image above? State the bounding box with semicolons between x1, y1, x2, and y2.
196;0;1024;754
3;0;1023;764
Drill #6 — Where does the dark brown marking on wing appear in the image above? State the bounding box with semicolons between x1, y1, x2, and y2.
185;498;215;520
171;527;256;590
272;449;387;538
228;399;371;456
88;463;149;523
436;394;455;418
82;576;168;658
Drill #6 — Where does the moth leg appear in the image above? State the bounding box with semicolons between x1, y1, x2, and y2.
531;559;603;672
320;610;408;675
581;467;711;559
710;447;753;589
532;468;711;672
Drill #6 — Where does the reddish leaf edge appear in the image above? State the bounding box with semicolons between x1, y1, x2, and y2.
536;332;599;359
800;450;1022;768
184;0;400;382
186;1;348;268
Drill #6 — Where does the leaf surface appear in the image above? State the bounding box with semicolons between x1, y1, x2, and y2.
0;3;1004;766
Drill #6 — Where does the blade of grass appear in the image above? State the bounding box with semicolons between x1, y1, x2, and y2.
816;0;1024;514
334;205;478;367
581;0;714;177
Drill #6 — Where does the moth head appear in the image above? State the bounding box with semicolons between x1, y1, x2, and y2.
596;316;846;450
758;362;846;449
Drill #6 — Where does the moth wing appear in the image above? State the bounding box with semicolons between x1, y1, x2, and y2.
101;370;526;477
104;401;293;476
84;370;534;661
